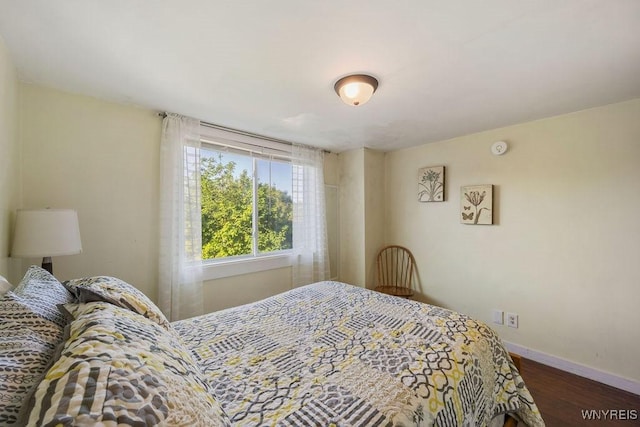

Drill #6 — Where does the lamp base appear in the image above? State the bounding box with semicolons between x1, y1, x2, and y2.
41;257;53;274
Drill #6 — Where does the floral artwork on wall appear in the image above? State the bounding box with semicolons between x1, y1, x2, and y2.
418;166;445;202
461;184;493;224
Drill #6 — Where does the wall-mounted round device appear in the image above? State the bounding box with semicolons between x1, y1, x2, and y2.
491;141;508;156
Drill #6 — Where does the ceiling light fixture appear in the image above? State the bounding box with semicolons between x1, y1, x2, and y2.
334;74;378;106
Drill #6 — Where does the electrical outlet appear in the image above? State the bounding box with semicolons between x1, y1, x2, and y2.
506;312;519;328
492;309;504;325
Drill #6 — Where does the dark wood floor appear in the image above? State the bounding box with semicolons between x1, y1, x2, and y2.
518;358;640;426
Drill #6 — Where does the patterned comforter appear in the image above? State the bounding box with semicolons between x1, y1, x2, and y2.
174;281;544;426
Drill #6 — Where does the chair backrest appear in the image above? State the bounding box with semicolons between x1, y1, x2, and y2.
376;245;415;289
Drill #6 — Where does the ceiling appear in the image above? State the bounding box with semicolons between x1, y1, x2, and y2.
1;1;639;153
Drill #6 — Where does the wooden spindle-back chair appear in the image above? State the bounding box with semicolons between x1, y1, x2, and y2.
374;245;415;298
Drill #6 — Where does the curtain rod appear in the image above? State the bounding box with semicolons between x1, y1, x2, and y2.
158;112;330;153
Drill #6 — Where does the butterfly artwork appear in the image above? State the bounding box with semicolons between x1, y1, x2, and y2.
461;211;474;221
460;185;493;225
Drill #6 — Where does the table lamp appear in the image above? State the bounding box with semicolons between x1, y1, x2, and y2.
11;208;82;274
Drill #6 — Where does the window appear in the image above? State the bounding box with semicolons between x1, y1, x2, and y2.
200;144;293;262
193;124;328;283
160;115;327;315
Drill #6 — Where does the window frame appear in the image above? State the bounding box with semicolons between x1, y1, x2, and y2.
199;126;295;280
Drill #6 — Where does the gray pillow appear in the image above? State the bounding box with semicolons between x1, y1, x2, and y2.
0;266;74;425
27;301;230;426
64;275;171;330
0;302;67;424
12;265;74;327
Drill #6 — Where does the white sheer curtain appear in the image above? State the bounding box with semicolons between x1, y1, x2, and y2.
159;113;204;321
291;144;330;287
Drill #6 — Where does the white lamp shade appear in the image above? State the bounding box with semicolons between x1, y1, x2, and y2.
11;209;82;258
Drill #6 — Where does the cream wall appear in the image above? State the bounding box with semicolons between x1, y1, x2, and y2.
203;267;292;312
18;84;161;299
337;148;385;288
385;99;640;382
363;149;385;289
338;149;366;286
0;37;20;283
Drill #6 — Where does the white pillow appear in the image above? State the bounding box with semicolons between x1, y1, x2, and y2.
0;274;12;295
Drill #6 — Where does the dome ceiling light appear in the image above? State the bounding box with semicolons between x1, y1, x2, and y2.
334;74;379;106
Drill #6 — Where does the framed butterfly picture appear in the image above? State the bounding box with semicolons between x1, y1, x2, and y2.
461;184;493;225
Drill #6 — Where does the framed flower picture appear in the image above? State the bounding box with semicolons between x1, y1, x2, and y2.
418;166;445;202
461;184;493;224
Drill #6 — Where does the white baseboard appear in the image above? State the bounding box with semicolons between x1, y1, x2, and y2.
503;341;640;396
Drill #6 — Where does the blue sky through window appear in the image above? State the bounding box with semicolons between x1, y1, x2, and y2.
201;149;291;194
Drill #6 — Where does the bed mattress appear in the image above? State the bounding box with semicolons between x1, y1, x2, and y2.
174;281;544;426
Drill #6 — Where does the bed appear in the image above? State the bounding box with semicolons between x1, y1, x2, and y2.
0;266;545;426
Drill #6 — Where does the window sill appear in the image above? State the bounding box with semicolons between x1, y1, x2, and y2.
202;253;292;281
